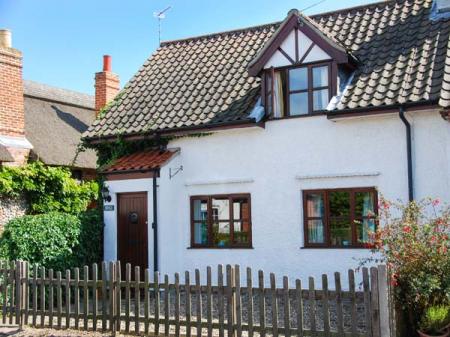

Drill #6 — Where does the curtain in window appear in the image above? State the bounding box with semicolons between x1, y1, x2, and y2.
307;196;324;243
360;193;375;242
194;200;207;244
273;72;285;118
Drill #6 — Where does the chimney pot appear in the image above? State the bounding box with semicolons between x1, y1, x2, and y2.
0;29;12;49
95;55;120;114
103;55;112;72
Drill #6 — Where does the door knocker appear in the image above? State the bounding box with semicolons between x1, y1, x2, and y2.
129;212;138;224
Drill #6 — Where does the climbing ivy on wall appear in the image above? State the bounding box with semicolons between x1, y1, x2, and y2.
82;132;212;169
90;137;167;168
0;161;98;214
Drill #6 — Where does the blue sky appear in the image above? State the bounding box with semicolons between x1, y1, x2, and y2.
0;0;378;95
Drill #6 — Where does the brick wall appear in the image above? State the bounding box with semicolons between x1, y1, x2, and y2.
81;168;97;181
95;55;120;114
0;46;24;137
0;34;31;166
95;72;120;112
5;147;29;166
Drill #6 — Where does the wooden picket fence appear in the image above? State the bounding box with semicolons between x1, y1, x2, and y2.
0;260;392;337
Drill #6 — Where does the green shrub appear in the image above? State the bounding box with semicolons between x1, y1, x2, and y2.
0;210;103;271
362;198;450;312
74;208;103;266
0;161;98;214
420;306;450;335
0;213;80;271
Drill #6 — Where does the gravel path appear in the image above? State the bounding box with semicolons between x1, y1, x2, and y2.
0;325;131;337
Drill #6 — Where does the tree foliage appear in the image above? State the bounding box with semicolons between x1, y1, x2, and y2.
0;161;98;214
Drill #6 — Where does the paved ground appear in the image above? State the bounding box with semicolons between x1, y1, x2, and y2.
0;325;131;337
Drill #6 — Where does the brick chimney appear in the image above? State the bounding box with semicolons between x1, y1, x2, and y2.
0;29;32;166
95;55;120;115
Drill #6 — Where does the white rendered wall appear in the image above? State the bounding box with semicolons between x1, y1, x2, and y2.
103;178;155;268
264;30;331;69
102;110;450;286
155;109;450;286
411;110;450;198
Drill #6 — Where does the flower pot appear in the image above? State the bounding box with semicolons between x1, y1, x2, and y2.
418;330;449;337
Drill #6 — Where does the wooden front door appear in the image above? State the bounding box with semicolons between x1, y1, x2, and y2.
117;192;148;273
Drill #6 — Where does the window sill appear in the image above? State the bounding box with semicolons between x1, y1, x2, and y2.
300;246;371;250
187;246;254;250
267;112;327;121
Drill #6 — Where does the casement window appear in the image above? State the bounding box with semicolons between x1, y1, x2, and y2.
303;188;377;248
190;194;252;248
264;62;333;117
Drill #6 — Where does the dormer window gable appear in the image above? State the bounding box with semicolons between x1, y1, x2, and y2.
248;9;356;118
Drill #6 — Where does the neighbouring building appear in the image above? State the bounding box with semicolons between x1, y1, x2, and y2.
0;29;122;176
0;30;119;225
83;0;450;284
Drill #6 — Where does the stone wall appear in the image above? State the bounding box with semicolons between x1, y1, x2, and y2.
0;195;27;228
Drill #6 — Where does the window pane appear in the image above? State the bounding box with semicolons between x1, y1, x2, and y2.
289;67;308;91
313;66;328;88
307;220;325;244
355;192;376;217
234;220;250;244
357;219;376;243
289;92;308;115
233;198;249;220
213;222;230;247
329;191;350;217
266;72;272;93
194;222;208;245
266;93;273;116
330;219;352;246
306;193;324;217
193;199;208;221
313;89;329;111
211;198;230;221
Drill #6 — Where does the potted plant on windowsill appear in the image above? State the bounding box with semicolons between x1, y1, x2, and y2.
418;306;450;337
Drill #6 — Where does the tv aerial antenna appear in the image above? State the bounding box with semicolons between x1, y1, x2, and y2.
154;6;172;45
300;0;326;13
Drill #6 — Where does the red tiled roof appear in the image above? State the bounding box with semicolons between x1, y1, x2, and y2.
102;149;177;173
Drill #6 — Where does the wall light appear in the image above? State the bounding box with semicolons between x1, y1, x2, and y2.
101;185;112;202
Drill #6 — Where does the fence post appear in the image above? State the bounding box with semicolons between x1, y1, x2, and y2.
231;266;237;337
370;267;381;337
115;261;121;333
109;262;116;336
15;261;22;328
226;265;237;337
377;265;392;337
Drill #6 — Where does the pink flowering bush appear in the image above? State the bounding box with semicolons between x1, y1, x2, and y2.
361;198;450;322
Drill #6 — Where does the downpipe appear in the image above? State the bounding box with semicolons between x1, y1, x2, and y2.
152;172;159;272
399;106;414;201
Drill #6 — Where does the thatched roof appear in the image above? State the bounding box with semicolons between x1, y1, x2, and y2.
24;80;97;169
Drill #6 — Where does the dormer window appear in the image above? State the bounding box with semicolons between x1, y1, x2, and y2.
248;9;356;119
264;62;332;117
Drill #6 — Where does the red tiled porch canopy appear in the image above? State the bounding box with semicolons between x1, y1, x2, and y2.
101;149;177;174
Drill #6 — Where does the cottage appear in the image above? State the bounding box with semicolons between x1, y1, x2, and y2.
0;30;121;225
83;0;450;282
